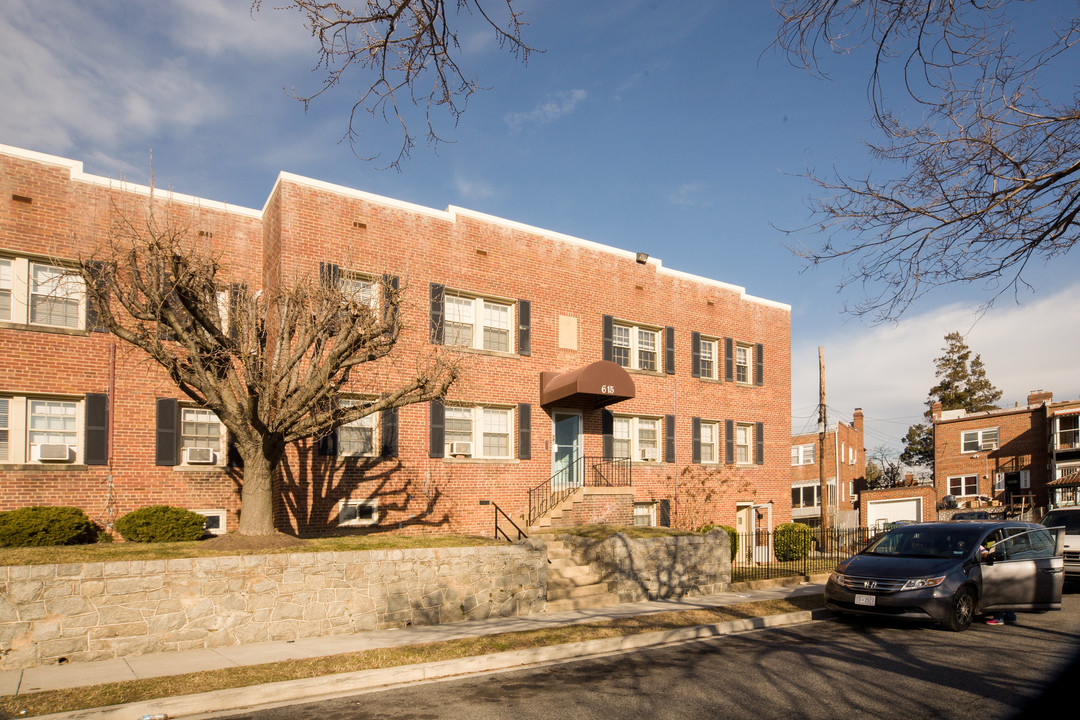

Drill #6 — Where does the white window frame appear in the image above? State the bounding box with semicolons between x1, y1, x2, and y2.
179;406;225;465
614;415;661;462
342;272;378;308
445;292;514;353
444;405;514;459
949;474;979;497
338;498;379;527
0;395;84;464
792;483;819;509
735;422;753;464
0;258;12;322
1055;415;1079;450
699;420;719;464
612;321;659;372
734;343;752;384
791;443;815;466
0;257;86;330
338;399;379;457
698;337;717;380
0;397;8;462
633;502;657;527
191;508;227;536
961;427;999;453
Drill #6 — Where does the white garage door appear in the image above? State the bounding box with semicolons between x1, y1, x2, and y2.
867;498;922;529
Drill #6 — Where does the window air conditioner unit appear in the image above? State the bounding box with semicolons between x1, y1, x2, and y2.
980;442;998;451
450;441;473;457
38;443;72;461
640;447;658;462
183;447;217;465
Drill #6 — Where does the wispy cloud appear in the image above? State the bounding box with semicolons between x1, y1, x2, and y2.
452;173;496;202
668;183;714;208
792;283;1080;450
504;89;587;131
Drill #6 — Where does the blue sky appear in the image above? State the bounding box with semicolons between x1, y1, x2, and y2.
2;0;1078;454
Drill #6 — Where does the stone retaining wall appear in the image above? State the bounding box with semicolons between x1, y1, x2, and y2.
0;542;547;670
559;530;730;603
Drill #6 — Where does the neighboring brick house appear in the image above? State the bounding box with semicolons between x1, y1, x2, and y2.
0;144;793;539
932;390;1080;512
790;409;865;527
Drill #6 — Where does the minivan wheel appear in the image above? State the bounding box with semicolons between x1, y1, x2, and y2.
945;587;975;631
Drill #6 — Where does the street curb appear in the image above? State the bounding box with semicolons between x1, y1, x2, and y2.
35;609;832;720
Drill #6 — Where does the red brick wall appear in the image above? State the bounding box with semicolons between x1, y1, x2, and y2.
1;148;792;537
791;411;865;516
933;405;1049;507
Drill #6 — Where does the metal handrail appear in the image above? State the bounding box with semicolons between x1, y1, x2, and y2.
488;501;528;542
526;456;631;527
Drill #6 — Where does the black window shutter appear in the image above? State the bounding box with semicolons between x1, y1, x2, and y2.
227;434;244;468
755;421;765;465
691;331;701;378
518;403;531;460
84;393;108;465
85;261;108;333
228;283;242;341
429;283;445;345
724;419;734;465
381;406;399;458
659;499;671;527
665;414;675;463
602;408;614;458
755;343;764;386
602;315;614;362
155;398;178;466
724;338;734;382
317;427;339;456
319;261;341;288
517;300;531;356
383;275;400;336
429;401;445;458
664;327;675;375
691;417;701;464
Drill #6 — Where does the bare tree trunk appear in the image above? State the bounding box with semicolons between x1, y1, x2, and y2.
237;436;285;536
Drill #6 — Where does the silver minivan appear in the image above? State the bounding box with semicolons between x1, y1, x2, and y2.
1041;507;1080;578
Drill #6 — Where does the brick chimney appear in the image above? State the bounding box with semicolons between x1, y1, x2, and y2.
1027;390;1053;406
931;401;943;420
853;408;864;432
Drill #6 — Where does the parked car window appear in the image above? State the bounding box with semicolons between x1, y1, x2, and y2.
1042;510;1080;534
864;525;982;559
995;529;1056;561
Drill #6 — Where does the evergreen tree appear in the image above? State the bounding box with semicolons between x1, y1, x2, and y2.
901;332;1002;471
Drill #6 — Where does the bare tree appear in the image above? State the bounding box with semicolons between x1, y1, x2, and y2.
254;0;537;169
77;203;456;535
775;1;1080;321
865;447;904;490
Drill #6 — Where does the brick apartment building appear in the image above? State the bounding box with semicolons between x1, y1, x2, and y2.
932;390;1080;513
0;144;793;539
790;409;865;527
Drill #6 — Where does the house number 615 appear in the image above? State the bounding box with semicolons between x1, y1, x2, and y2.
601;385;615;394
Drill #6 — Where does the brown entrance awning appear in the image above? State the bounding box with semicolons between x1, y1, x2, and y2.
539;361;635;409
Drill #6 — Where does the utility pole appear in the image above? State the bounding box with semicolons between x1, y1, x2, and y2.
818;347;830;540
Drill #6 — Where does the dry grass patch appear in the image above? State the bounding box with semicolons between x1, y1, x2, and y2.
0;595;822;718
0;533;501;567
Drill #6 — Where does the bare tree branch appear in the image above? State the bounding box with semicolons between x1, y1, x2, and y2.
254;0;537;170
775;1;1080;320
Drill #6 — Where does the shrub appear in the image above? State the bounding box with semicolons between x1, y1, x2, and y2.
774;522;814;562
0;506;99;547
114;506;207;543
718;524;738;559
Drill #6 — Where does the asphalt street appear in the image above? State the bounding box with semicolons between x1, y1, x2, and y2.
209;589;1080;720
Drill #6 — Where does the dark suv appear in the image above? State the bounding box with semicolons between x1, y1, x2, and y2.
825;521;1064;631
1041;507;1080;578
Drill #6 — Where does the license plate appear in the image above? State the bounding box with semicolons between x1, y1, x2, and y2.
855;594;876;607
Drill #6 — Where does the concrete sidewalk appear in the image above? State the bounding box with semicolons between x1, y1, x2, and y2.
2;579;828;719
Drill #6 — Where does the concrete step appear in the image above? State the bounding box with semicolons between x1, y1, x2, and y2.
548;570;603;588
546;582;612;601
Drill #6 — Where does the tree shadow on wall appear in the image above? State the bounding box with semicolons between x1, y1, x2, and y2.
277;439;450;536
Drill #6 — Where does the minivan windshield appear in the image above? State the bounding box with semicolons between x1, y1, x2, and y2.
1042;510;1080;534
864;525;984;559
